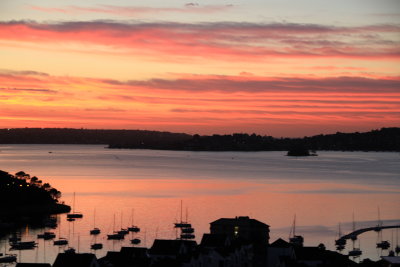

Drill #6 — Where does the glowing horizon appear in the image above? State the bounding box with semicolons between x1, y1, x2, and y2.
1;1;399;137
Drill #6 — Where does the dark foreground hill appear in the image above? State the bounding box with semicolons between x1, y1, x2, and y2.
0;170;70;220
0;127;399;151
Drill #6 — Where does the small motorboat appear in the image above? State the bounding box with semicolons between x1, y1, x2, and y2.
117;229;129;235
10;241;37;250
107;233;125;240
377;240;390;249
0;253;17;263
175;222;191;228
128;226;140;232
53;238;68;246
348;248;362;257
180;233;195;239
91;243;103;250
131;238;141;245
181;227;194;234
90;228;101;235
67;213;83;219
37;232;56;240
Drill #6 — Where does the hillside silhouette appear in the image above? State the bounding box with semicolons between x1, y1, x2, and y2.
0;127;398;151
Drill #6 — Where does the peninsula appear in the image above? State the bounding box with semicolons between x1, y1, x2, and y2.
0;170;70;220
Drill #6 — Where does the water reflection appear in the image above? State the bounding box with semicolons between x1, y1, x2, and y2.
0;145;399;264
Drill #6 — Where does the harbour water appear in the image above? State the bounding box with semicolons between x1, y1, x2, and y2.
0;145;399;264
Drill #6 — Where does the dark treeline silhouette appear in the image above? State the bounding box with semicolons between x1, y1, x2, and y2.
0;170;70;219
0;127;399;151
0;128;191;147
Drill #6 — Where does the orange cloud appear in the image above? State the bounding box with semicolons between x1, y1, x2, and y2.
0;70;399;136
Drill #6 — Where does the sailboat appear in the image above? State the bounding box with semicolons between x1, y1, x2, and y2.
335;223;346;248
128;209;140;233
374;207;382;232
394;229;400;255
0;239;17;263
349;239;362;257
90;209;101;235
349;213;358;241
107;214;124;240
67;192;83;219
375;208;390;249
175;201;195;240
289;214;304;246
54;216;69;246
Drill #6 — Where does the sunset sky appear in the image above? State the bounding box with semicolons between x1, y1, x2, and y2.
1;0;399;137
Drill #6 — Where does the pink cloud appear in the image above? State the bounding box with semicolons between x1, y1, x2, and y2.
1;21;399;61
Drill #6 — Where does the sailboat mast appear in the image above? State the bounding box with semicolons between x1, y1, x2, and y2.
180;200;183;223
73;192;76;213
293;214;296;237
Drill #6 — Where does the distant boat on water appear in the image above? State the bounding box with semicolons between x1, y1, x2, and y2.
128;209;140;233
53;238;68;246
0;240;17;263
335;223;346;247
131;238;141;245
67;192;83;220
107;214;125;240
37;231;56;240
91;243;103;250
0;253;17;263
90;209;101;235
10;241;37;250
289;214;304;246
348;248;362;257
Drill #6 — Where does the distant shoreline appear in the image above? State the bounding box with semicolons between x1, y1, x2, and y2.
0;127;398;152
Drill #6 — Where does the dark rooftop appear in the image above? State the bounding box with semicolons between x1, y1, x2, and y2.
53;252;97;267
16;264;51;267
210;216;269;227
200;234;230;248
270;238;292;248
150;239;197;256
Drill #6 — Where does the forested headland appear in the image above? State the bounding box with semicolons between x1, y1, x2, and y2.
0;170;70;219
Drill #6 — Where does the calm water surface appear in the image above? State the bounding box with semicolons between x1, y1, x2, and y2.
0;145;399;264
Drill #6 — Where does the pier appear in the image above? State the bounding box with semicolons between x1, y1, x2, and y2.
339;225;400;241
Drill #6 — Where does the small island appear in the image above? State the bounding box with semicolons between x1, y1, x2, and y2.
0;170;70;220
287;145;318;157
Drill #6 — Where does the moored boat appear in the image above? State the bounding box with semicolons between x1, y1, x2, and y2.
348;248;362;257
131;238;141;245
0;253;17;263
53;238;68;246
91;243;103;250
90;228;101;235
37;231;56;240
107;233;125;240
10;241;37;250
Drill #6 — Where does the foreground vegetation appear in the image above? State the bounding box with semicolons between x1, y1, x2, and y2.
0;170;70;219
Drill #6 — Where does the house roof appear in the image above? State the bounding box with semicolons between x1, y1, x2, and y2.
200;234;229;248
270;238;292;248
294;246;356;265
120;247;148;258
210;216;269;228
16;264;51;267
150;239;196;255
53;252;97;267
